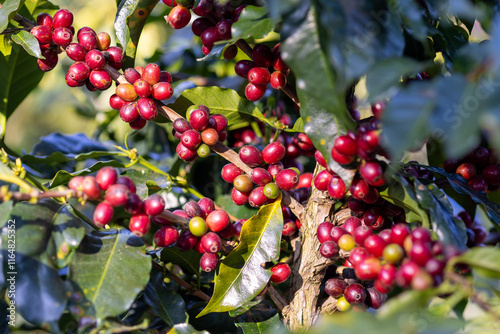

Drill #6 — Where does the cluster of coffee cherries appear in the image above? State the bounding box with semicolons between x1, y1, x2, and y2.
172;105;228;161
163;0;243;58
30;9;75;71
67;167;166;236
324;267;388;312
234;43;290;101
30;9;124;91
220;142;302;208
109;64;174;130
456;211;488;248
444;145;500;193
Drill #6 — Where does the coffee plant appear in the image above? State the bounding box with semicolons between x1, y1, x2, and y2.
1;0;500;333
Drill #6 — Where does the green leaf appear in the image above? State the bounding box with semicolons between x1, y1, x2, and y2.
144;267;187;326
11;29;42;58
160;247;201;279
48;160;126;188
166;87;277;129
380;172;430;227
281;5;355;186
21;150;122;166
365;57;429;102
215;194;258;222
416;165;500;226
197;195;284;317
448;247;500;273
168;323;210;334
226;5;278;43
115;0;157;67
0;43;44;136
235;314;285;334
0;0;25;33
120;168;172;198
69;229;152;321
414;179;468;250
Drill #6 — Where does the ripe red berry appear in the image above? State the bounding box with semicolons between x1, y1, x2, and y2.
262;142;286;165
327;176;346;200
52;27;73;47
325;278;346;297
248;186;268;208
334;135;357;156
116;176;137;193
52;9;73;29
298;172;313;188
189;108;210;131
96;167;118;190
177;230;198;252
176;143;198;161
469;175;488;192
359;161;386;187
152;82;174;100
270;71;287;89
67;62;90;83
245;83;267;101
276;169;299;191
314;150;328;169
317;221;334;244
208;114;228;132
364;235;386;258
184;201;203;218
137;98;158;121
132;78;151;97
391;223;411;247
313;170;333;191
410;241;433;266
200;253;219;272
37;49;58;71
198;197;215;218
78;30;98;51
85;49;105;70
268;162;284;179
343;217;362;235
30;25;52;45
456;163;476;181
96;31;111;50
142;63;161;86
200;232;222;253
344;283;367;304
93;202;114;227
270;263;291;284
37;13;53;29
331;146;355;165
89;70;112;90
144;194;165;216
320;240;339;258
252;44;273;68
482;164;500;185
353;225;373;246
129;213;151;237
105;184;130;207
206;210;230;232
110;94;126;111
154;226;179;247
221;163;244;183
350;177;370;200
235;60;256;78
355;257;381;280
192;17;213;36
106;46;124;69
82;176;101;200
200;26;219;48
348;247;370;268
239;145;263;167
66;43;87;61
201;128;219;146
330;226;348;243
231;187;250;205
173;118;192;134
125;193;143;215
248;67;271;85
168;5;192;29
252;168;273;186
215;19;232;40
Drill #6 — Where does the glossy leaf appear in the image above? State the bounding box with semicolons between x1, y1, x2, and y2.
11;30;42;58
197;43;227;61
417;165;500;225
144;267;187;326
115;0;157;67
380;172;430;227
0;0;24;33
447;247;500;273
414;179;468;250
160;247;201;279
168;323;210;334
0;43;44;136
227;5;277;43
120;168;172;198
166;87;277;129
69;229;152;321
235;314;285;334
197;195;284;317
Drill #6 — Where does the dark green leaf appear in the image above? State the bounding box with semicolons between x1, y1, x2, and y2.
69;229;152;321
365;57;428;102
160;247;201;279
215;194;258;222
0;43;44;136
144;267;187;326
226;6;277;43
416;165;500;226
0;0;25;33
166;87;277;129
168;323;210;334
235;314;285;334
115;0;157;67
197;195;284;317
380;172;430;227
414;180;468;250
197;43;227;61
120;168;172;198
11;30;42;58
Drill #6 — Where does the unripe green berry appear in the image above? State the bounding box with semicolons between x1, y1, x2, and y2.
197;143;211;158
382;243;405;264
189;216;208;237
263;183;280;199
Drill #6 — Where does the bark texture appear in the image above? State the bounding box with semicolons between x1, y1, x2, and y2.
282;174;352;331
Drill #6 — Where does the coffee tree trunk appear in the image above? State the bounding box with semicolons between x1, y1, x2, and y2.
283;167;351;331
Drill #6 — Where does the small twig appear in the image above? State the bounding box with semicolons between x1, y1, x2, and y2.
0;189;74;202
267;284;287;311
0;27;30;34
153;262;211;302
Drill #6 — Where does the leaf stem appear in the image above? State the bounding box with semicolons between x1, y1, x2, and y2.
156;264;211;302
267;285;287;311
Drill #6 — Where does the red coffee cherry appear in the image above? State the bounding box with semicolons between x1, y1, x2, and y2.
184;201;204;218
221;163;244;183
78;30;98;51
262;142;286;165
66;43;87;61
137;97;158;121
344;283;367;304
327;176;346;200
353;225;373;246
96;31;111;50
201;232;222;253
252;168;273;186
239;145;263;167
142;63;161;86
37;13;53;29
270;263;291;284
152;82;174;100
192;17;213;36
96;167;118;190
125;193;143;215
154;226;179;247
355;257;381;280
37;49;58;71
252;44;273;68
320;240;339;258
200;253;219;272
248;186;268;208
52;27;73;47
105;184;130;207
93;202;114;227
268;162;284;179
215;19;232;40
359;161;386;187
189;108;210;131
85;49;105;70
119;102;139;123
313;170;333;191
275;169;299;191
168;5;191;29
129;213;151;237
30;25;52;45
116;83;138;102
176;143;198;161
67;62;90;83
198;197;215;218
82;176;101;200
52;9;73;29
206;209;230;232
144;194;165;216
116;176;136;193
89;70;112;90
245;83;267;101
133;78;152;97
177;230;198;252
231;187;250;205
106;46;124;69
235;60;256;78
325;278;347;298
317;221;334;244
248;67;271;86
334;135;358;156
